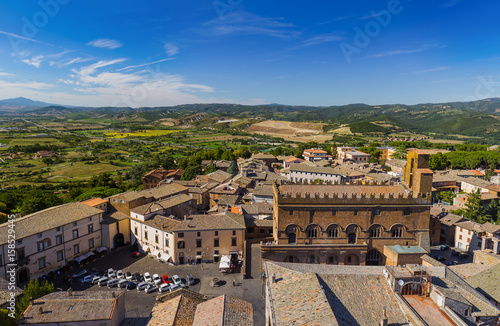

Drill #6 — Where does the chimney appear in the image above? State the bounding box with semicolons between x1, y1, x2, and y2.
67;288;72;296
39;306;44;314
272;273;276;284
380;307;388;326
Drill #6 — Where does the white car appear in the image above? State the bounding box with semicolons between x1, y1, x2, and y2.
107;268;115;278
72;269;87;278
81;275;93;284
172;275;183;286
91;276;101;284
186;275;195;286
169;283;183;292
145;284;158;293
97;277;109;287
143;272;152;283
125;272;133;280
152;274;161;285
159;283;170;293
117;270;124;279
137;282;148;291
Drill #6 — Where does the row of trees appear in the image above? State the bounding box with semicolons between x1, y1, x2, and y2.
451;189;500;224
429;151;500;170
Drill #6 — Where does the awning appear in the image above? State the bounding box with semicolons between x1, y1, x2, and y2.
219;255;231;269
195;255;202;259
151;250;161;257
162;253;171;261
96;247;107;253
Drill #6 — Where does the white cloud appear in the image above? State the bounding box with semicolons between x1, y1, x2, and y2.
116;58;176;72
412;66;449;74
294;33;343;49
50;57;93;68
76;58;127;76
0;72;14;76
0;80;53;89
368;48;426;58
86;39;123;50
0;30;53;46
22;55;44;68
164;43;179;56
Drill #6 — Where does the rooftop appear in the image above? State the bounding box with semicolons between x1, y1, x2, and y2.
192;295;253;326
148;289;206;326
130;194;192;215
81;197;107;207
467;263;500;304
0;202;103;245
278;183;408;199
140;183;188;200
386;245;427;254
173;213;245;232
288;162;341;175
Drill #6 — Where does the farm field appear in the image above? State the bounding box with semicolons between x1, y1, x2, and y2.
104;130;182;138
245;120;332;142
7;137;67;147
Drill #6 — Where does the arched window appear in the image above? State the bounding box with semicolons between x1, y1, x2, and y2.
327;225;339;238
177;241;185;249
348;233;356;244
308;255;319;264
346;224;358;244
392;225;403;238
366;249;383;265
370;225;382;238
306;224;318;238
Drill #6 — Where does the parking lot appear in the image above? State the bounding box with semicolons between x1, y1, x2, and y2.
51;245;265;325
429;245;473;265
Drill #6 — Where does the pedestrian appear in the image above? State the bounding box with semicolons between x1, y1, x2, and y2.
201;263;204;271
232;279;236;286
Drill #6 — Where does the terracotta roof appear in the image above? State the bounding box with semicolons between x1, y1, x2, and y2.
461;177;492;188
101;210;129;224
192;295;253;326
469;170;485;176
245;218;273;227
81;197;107;207
449;263;497;280
438;213;465;227
455;220;483;233
217;195;241;206
0;202;103;245
417;168;433;174
141;215;182;232
140;183;188;200
252;184;273;197
304;149;328;154
486;184;500;192
173;213;246;232
467;263;500;304
130;194;192;215
481;222;500;234
412;149;450;155
206;170;233;183
252;153;277;160
239;203;273;215
148;289;206;326
17;290;125;324
110;191;148;201
288;163;342;175
284;157;304;163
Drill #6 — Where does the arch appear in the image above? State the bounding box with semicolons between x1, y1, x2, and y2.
285;224;299;235
17;267;30;285
401;282;422;295
177;241;185;249
345;254;359;265
345;223;361;234
178;252;185;265
327;224;340;238
366;249;383;266
288;233;296;244
369;224;384;238
307;255;319;264
305;224;319;238
113;233;124;248
284;255;300;263
390;224;405;238
348;233;356;244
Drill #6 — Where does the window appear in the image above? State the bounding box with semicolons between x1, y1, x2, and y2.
38;257;46;269
289;210;293;215
121;200;126;204
88;217;92;222
17;248;25;259
38;232;43;238
144;232;148;240
464;309;469;317
373;208;381;216
155;235;159;244
468;230;471;235
370;227;381;238
214;250;219;255
459;234;462;240
134;227;138;236
72;229;78;239
232;230;236;236
332;210;336;216
177;241;185;249
73;222;77;226
73;244;79;254
260;229;265;234
403;208;411;216
197;232;201;237
17;239;22;245
347;256;352;263
310;210;315;217
214;231;218;236
328;226;338;238
392;227;403;238
165;238;169;247
214;238;219;247
56;227;61;232
179;233;184;238
354;210;358;216
196;239;202;248
88;224;93;234
248;227;254;234
57;250;64;262
89;238;94;249
231;238;237;246
37;242;44;252
306;225;318;238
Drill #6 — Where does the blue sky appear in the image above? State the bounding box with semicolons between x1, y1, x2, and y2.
0;0;499;107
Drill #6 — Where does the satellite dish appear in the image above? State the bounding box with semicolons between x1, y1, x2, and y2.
398;279;404;286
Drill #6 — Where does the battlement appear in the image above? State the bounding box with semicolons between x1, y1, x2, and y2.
272;180;432;206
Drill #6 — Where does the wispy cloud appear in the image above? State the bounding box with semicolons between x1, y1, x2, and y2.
50;57;93;68
359;12;384;20
116;58;176;72
86;38;123;50
202;11;299;39
411;66;449;74
368;48;427;58
164;43;179;56
76;58;127;76
0;30;53;46
0;80;53;89
295;33;343;49
22;55;44;68
0;72;14;76
442;0;460;8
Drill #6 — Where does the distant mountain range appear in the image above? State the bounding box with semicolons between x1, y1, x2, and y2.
0;97;55;109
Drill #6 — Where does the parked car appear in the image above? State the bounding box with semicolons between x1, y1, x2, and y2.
145;284;158;293
107;279;119;288
125;272;133;280
172;275;183;286
108;268;115;278
131;251;140;258
169;283;182;292
459;252;469;259
126;282;137;290
137;282;148;291
72;269;87;278
144;272;152;283
81;275;93;284
134;273;142;282
434;256;446;262
118;279;128;288
117;270;124;279
98;277;109;287
451;250;459;257
186;275;195;286
440;245;449;251
152;274;162;285
92;275;101;284
162;275;170;284
159;283;170;293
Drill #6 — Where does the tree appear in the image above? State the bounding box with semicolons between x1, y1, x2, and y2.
181;165;201;181
463;189;490;223
0;310;16;326
227;159;238;176
204;161;217;175
486;200;499;223
484;165;496;181
429;152;449;170
42;158;53;166
16;279;54;318
330;143;338;159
